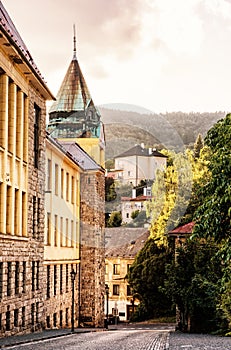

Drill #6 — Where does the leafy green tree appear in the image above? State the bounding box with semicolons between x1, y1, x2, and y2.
131;209;140;220
164;238;225;333
105;177;117;202
193;133;204;159
193;114;231;331
107;211;122;227
128;238;174;320
194;114;231;250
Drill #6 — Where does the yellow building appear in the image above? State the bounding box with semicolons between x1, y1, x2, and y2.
105;228;149;322
44;134;81;329
0;2;54;337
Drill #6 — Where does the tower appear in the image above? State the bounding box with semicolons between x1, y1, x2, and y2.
47;27;105;167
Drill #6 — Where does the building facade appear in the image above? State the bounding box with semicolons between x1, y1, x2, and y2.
0;2;54;336
105;228;149;322
114;144;167;186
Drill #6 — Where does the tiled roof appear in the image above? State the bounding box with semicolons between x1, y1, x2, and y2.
49;57;92;113
105;228;149;258
168;222;195;235
115;144;167;159
60;141;103;171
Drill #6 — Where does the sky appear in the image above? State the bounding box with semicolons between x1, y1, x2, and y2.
2;0;231;114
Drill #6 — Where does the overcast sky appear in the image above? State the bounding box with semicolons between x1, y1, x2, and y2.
3;0;231;113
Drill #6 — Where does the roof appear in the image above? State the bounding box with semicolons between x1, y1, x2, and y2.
0;2;54;100
60;141;103;171
121;195;152;202
49;56;92;113
168;222;195;236
105;228;149;258
115;144;167;159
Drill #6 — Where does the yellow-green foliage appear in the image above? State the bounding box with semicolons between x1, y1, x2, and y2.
146;148;208;246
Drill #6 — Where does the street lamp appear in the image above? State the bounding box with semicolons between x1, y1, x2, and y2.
70;268;77;332
105;284;109;328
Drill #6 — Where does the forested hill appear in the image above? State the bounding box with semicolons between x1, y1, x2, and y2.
98;107;225;160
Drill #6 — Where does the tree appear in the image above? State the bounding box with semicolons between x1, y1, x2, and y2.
194;114;231;254
193;114;231;332
107;211;122;227
164;238;225;333
128;238;174;320
193;133;204;159
146;150;193;246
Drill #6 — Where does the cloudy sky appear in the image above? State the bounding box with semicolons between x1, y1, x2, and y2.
3;0;231;113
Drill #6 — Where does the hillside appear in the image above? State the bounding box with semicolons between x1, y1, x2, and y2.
98;107;225;160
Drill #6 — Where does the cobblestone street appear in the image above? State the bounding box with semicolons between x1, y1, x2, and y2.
0;324;230;350
168;332;231;350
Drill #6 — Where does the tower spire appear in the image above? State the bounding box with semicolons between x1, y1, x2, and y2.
73;24;77;59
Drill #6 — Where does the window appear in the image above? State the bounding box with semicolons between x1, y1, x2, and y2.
127;264;131;273
126;213;129;218
46;316;50;328
105;264;108;275
54;215;58;247
60;264;63;294
34;104;40;168
61;169;64;198
71;176;75;204
66;172;69;201
7;262;12;296
14;309;19;327
53;313;57;327
22;261;26;293
47;159;51;191
15;261;19;294
36;302;39;324
127;285;132;296
0;262;3;299
31;303;35;326
47;265;50;298
54;265;57;295
60;217;64;247
65;308;69;326
46;213;51;245
113;264;120;275
36;261;39;290
113;284;120;296
66;265;69;292
32;261;35;292
6;310;10;331
66;219;69;246
22;306;25;327
55;164;59;195
33;196;37;238
60;310;63;327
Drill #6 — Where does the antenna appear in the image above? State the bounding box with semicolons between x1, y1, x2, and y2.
73;24;77;59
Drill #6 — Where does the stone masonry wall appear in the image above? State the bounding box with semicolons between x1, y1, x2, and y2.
80;170;105;327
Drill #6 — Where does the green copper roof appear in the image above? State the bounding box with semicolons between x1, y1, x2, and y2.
49;56;92;113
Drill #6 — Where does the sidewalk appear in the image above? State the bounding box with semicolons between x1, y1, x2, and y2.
0;327;102;348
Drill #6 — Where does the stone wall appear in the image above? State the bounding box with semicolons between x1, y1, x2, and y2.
80;170;105;327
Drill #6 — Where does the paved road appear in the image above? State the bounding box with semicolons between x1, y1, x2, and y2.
2;327;170;350
2;324;230;350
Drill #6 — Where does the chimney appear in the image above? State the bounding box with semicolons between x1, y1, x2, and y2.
149;148;152;155
141;143;144;149
132;189;136;198
143;187;147;196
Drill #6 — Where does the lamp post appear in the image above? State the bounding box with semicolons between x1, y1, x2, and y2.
105;284;109;328
70;269;77;332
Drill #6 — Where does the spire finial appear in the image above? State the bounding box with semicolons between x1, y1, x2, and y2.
73;24;77;59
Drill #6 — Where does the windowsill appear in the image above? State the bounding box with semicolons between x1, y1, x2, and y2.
0;233;28;241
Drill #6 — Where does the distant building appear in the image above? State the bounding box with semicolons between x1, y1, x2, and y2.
121;187;152;224
0;2;54;336
105;228;149;321
114;144;167;186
